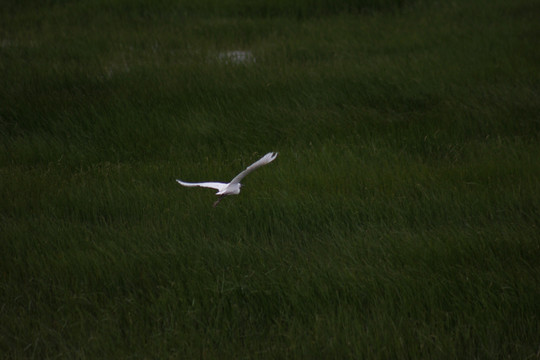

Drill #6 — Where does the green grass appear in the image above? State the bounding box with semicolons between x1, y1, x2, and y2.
1;0;539;358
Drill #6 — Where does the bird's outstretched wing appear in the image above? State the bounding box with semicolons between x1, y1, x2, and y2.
229;152;278;185
176;180;226;191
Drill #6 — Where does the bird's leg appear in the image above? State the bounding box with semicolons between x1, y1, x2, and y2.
213;195;225;208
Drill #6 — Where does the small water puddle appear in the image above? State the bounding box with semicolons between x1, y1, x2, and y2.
217;50;256;65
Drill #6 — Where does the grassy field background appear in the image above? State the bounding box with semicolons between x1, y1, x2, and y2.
1;0;539;358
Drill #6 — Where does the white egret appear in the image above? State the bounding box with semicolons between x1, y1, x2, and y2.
176;152;278;207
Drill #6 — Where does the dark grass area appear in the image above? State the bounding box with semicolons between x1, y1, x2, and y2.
1;0;539;358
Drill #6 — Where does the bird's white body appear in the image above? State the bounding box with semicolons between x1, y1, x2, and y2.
176;152;278;206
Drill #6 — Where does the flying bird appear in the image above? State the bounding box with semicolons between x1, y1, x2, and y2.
176;152;278;207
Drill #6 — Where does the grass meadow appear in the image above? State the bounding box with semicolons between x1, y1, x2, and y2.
1;0;539;358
